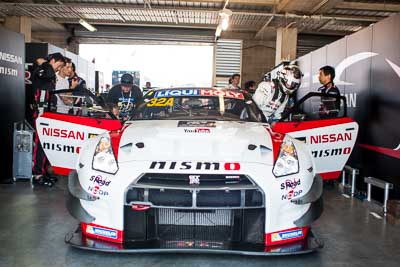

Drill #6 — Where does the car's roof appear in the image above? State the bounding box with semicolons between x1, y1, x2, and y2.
151;87;232;91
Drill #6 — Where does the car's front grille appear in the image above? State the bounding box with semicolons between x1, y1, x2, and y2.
149;189;192;207
126;187;263;208
158;209;232;226
124;208;265;244
157;209;232;241
136;173;253;186
124;173;265;245
126;173;264;209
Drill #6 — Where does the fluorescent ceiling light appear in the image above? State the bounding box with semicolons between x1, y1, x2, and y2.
221;17;229;30
79;19;97;32
218;8;232;31
215;25;222;38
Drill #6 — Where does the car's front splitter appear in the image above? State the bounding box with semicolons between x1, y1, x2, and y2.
65;225;323;256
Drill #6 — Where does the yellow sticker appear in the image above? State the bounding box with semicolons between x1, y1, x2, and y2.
146;97;174;107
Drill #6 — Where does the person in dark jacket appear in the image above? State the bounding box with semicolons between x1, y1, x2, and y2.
31;52;65;186
244;80;256;95
68;62;87;92
107;73;143;122
318;65;341;118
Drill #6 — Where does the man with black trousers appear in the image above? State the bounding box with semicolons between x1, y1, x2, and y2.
107;73;143;122
31;52;65;186
318;65;341;118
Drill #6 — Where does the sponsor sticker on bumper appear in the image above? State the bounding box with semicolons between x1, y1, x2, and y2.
271;229;303;242
86;225;118;239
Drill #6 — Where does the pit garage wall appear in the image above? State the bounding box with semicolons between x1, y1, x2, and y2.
0;26;25;181
296;14;400;188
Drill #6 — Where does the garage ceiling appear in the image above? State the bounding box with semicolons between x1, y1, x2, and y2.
0;0;399;48
0;1;399;33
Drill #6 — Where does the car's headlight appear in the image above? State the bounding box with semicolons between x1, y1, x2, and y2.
272;138;299;177
92;136;119;174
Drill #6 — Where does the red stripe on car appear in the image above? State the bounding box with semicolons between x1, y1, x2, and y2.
265;127;285;161
52;166;71;176
319;170;341;180
109;124;130;160
41;112;122;131
273;117;353;134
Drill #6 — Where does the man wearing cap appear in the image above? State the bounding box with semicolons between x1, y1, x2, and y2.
107;73;143;121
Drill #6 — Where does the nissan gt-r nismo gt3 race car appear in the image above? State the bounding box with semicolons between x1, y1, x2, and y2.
37;88;358;255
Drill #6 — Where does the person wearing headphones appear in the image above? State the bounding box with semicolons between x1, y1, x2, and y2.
253;64;302;123
107;73;143;122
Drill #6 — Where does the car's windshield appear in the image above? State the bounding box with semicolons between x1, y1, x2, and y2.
132;88;264;122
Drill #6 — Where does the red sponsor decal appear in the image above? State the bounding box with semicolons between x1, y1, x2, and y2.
42;128;85;140
195;128;210;133
81;222;123;243
184;128;211;133
265;227;309;246
93;185;100;194
311;146;352;158
310;132;352;144
224;162;240;171
200;89;244;100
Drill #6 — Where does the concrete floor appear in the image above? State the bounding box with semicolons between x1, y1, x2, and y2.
0;178;399;267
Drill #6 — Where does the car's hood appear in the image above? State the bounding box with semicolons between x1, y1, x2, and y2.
117;120;274;164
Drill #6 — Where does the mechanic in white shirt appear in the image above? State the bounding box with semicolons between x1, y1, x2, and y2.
253;64;302;123
55;58;78;113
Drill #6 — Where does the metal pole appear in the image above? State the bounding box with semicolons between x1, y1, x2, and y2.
351;169;356;196
383;183;389;215
367;182;371;202
342;170;346;187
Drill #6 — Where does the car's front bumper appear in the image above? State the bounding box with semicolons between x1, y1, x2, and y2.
65;224;323;255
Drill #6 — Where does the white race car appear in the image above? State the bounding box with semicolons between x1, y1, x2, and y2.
38;88;358;255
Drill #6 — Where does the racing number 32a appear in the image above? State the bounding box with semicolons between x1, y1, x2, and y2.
147;98;174;107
